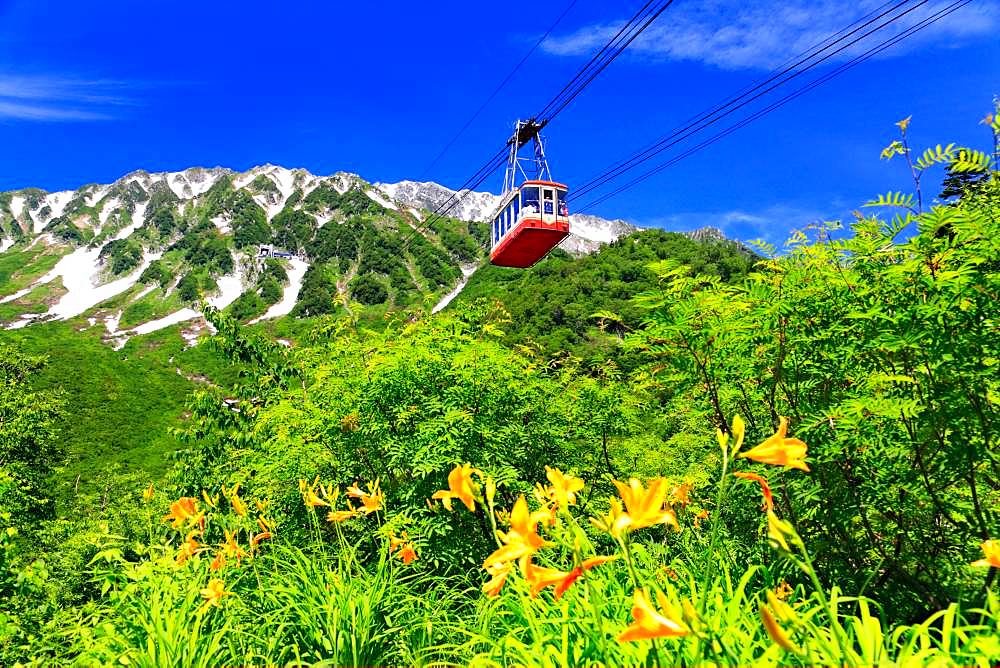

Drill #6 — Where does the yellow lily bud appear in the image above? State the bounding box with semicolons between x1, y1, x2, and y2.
760;600;800;653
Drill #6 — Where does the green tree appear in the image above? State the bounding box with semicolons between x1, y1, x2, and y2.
349;272;388;305
0;344;64;521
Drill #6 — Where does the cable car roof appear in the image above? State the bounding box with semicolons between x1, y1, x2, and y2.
517;180;568;189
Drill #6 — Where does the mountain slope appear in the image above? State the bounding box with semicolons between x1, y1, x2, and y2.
454;228;757;368
0;167;638;343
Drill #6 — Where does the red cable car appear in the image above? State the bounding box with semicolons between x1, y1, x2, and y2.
489;120;570;268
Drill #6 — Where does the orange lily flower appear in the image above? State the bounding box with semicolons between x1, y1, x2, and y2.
483;496;552;571
524;561;571;597
220;529;247;566
300;477;329;508
303;490;328;508
210;551;226;572
972;539;1000;568
767;510;797;553
389;531;408;552
327;509;356;523
200;578;232;609
591;497;626;535
554;555;616;598
739;417;810;471
250;531;272;548
176;531;204;566
201;490;219;509
733;472;775;511
163;497;201;529
483;561;512;597
397;543;418;565
612;478;679;534
223;484;247;516
347;480;384;515
618;589;690;641
431;463;480;512
670;482;693;507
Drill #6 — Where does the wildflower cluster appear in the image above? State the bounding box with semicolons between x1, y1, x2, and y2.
425;415;882;651
299;475;419;565
154;482;273;612
299;476;385;524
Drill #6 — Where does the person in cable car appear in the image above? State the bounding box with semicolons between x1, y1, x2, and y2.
522;188;539;217
559;199;569;216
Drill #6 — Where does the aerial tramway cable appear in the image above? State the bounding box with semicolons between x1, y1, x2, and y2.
568;0;932;204
575;0;975;213
402;0;676;246
416;0;581;181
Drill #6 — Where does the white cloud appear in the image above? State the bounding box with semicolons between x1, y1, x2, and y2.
0;73;132;121
542;0;998;70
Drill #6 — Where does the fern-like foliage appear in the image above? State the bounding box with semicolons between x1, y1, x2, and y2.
863;190;916;211
951;148;991;173
915;143;956;170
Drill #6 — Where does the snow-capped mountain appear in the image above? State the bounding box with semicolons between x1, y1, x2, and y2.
0;164;702;344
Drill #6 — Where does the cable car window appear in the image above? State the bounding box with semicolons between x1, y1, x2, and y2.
522;187;540;214
513;194;521;221
557;189;569;217
543;189;554;215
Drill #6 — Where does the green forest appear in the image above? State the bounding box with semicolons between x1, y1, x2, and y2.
1;114;999;667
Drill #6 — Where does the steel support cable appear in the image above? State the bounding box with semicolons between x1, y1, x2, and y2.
532;0;664;122
569;0;931;202
417;0;581;181
537;0;677;124
399;146;509;246
405;0;675;246
575;0;974;213
423;0;664;228
569;0;909;200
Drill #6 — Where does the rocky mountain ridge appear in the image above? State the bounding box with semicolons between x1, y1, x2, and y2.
0;165;738;346
0;166;642;342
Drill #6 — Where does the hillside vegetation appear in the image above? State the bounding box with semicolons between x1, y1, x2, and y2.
1;113;999;666
457;229;755;367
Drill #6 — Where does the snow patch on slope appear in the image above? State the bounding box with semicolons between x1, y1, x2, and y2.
249;257;308;323
270;166;296;200
113;202;148;240
131;308;200;336
86;186;109;208
167;173;188;199
99;198;121;228
210;261;246;310
433;263;478;314
366;189;397;211
0;238;14;254
211;214;231;234
42;248;163;320
128;254;245;335
9;195;24;220
0;285;33;304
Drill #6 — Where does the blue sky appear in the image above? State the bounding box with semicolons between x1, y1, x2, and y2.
0;0;996;242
